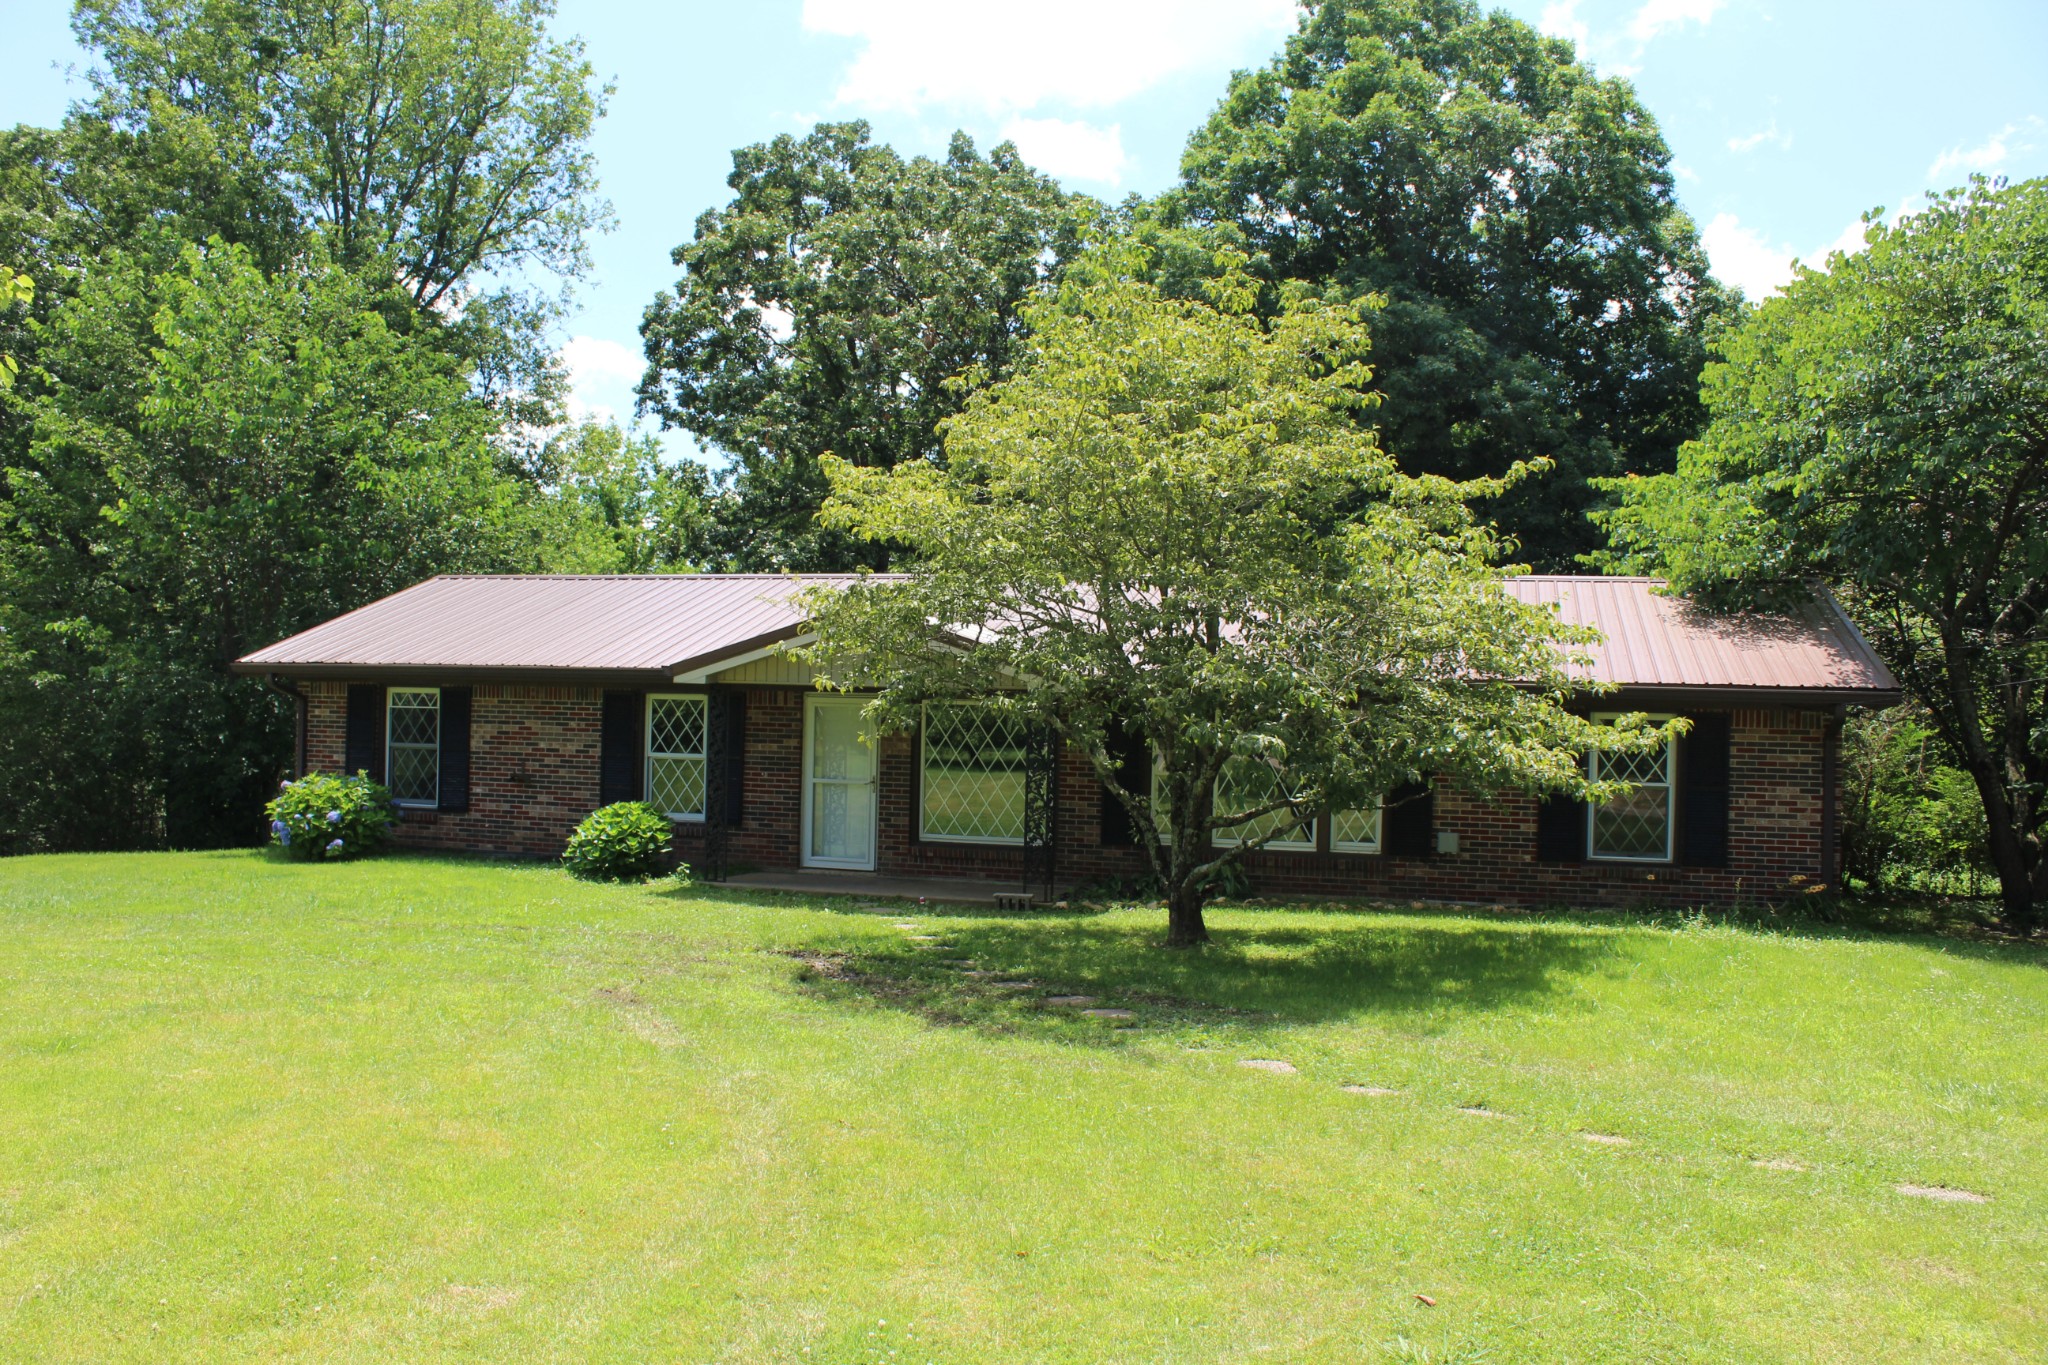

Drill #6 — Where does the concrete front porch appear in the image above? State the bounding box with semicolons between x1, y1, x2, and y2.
713;869;1066;907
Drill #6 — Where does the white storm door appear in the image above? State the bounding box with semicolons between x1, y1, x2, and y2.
802;696;877;870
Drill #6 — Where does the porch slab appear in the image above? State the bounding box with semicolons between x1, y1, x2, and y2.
711;869;1064;907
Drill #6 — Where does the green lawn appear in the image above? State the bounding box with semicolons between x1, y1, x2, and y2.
0;853;2041;1363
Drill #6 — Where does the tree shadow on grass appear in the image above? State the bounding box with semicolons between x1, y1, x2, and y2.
758;907;1628;1043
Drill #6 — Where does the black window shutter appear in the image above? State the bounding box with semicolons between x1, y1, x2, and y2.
1384;780;1435;858
1536;793;1588;862
345;684;385;782
722;690;746;826
599;691;644;807
1677;713;1731;867
1099;722;1150;846
438;687;472;813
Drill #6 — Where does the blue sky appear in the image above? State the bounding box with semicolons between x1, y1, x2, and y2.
3;0;2044;459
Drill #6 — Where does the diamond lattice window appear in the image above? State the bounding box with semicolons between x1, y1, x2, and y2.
1331;803;1382;853
1589;718;1673;861
1212;756;1316;851
647;695;707;820
921;704;1027;843
386;688;439;805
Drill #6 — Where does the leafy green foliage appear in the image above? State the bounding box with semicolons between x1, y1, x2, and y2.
562;801;677;882
801;251;1666;944
1599;177;2048;931
529;421;715;573
1841;708;1994;896
638;121;1092;570
0;265;28;388
1156;0;1730;566
0;240;562;851
265;772;395;860
71;0;610;313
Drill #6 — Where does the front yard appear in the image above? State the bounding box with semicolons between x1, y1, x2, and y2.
0;852;2040;1363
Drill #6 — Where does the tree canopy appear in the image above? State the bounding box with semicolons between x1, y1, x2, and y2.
1156;0;1730;566
0;0;643;853
1598;177;2048;932
638;121;1092;570
802;253;1663;945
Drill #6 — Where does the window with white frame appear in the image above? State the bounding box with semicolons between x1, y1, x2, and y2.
1210;754;1317;852
386;687;440;805
1330;801;1383;854
921;703;1028;843
1588;714;1675;862
647;694;708;820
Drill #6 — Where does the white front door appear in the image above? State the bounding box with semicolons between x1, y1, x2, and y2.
802;696;877;870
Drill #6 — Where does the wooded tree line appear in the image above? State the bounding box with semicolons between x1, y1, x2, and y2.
1;0;2038;927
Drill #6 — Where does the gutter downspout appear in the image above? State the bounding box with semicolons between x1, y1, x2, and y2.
265;674;308;781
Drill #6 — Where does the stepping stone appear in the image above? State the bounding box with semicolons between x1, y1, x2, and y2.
1240;1059;1297;1075
1455;1105;1508;1118
1044;995;1098;1006
1896;1183;1989;1203
990;980;1036;990
1082;1008;1134;1019
909;934;938;941
961;970;995;978
1751;1158;1807;1172
892;922;919;930
1341;1085;1400;1097
1580;1133;1631;1146
941;959;974;966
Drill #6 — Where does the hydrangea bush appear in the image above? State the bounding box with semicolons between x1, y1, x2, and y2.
266;772;396;860
563;801;679;882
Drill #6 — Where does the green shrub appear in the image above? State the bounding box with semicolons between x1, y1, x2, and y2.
563;801;679;882
266;772;395;860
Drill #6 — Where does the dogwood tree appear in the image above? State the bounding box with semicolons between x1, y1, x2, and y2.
801;253;1661;946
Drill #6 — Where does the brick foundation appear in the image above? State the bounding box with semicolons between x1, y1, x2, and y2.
302;683;1835;908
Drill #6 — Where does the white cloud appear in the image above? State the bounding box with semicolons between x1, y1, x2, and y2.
1815;216;1873;262
1628;0;1724;43
1671;159;1701;183
1702;213;1879;299
1727;121;1791;154
1701;212;1795;299
1000;116;1129;185
1537;0;1589;48
801;0;1297;116
1927;117;2042;184
559;334;644;425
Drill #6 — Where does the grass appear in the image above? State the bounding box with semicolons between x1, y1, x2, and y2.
0;852;2042;1363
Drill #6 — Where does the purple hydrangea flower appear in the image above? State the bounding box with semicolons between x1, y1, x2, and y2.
271;819;286;835
327;838;345;853
326;810;342;824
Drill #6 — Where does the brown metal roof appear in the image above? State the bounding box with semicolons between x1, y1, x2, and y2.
234;574;853;680
1505;576;1898;699
236;572;1900;701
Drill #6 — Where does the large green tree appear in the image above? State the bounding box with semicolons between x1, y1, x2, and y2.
638;122;1092;570
0;0;624;852
802;253;1663;946
1599;178;2048;934
1157;0;1730;566
0;241;553;851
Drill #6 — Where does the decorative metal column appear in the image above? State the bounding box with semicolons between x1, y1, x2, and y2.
701;687;731;883
1021;723;1057;902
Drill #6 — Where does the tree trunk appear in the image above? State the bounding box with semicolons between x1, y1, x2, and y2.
1165;881;1209;947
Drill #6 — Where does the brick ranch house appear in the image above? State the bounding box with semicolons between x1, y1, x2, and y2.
233;573;1900;908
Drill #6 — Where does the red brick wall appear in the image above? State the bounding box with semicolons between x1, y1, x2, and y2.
302;684;1835;907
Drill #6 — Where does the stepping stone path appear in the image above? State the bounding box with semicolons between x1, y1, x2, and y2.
1044;995;1098;1006
1896;1183;1989;1203
1456;1105;1508;1118
1341;1085;1400;1097
1580;1133;1631;1146
1240;1059;1298;1075
1083;1008;1134;1019
990;980;1036;990
892;923;919;930
1751;1158;1807;1172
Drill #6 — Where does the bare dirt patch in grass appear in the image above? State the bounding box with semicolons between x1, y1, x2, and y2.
1341;1084;1400;1096
1580;1132;1631;1146
1896;1183;1989;1203
1240;1058;1297;1074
